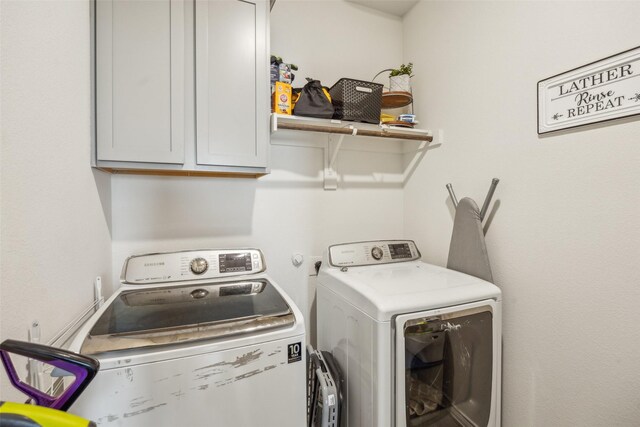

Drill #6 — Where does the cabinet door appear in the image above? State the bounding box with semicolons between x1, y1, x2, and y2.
195;0;268;168
96;0;184;164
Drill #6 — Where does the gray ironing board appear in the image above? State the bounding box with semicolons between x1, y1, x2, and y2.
446;197;494;283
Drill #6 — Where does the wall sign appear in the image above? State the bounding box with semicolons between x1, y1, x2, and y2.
537;46;640;134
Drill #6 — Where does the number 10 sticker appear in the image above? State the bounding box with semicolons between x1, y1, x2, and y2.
288;342;302;363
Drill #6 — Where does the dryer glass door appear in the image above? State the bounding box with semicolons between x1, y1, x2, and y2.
395;300;495;427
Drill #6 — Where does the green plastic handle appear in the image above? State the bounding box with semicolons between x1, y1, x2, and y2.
0;401;95;427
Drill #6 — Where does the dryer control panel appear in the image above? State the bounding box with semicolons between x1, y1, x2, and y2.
328;240;421;267
122;249;266;284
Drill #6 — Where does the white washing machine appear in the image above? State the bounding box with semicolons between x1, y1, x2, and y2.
67;248;306;426
317;240;501;427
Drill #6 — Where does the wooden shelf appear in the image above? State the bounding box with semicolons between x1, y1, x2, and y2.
381;91;413;109
271;114;432;142
270;114;434;190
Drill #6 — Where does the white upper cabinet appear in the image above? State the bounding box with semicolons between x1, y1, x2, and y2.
96;0;185;164
93;0;269;176
195;0;269;168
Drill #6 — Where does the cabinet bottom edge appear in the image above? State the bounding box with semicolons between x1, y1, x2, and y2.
96;167;266;179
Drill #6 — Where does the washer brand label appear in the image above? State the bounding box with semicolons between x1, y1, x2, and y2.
288;342;302;363
144;262;165;267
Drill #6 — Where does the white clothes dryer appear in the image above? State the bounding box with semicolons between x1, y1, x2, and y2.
67;249;306;426
317;240;501;427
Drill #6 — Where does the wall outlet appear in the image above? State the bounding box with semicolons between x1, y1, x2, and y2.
308;256;322;276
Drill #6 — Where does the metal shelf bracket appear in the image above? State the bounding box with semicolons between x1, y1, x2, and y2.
324;131;350;190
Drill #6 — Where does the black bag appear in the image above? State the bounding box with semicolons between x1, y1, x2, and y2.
293;78;334;119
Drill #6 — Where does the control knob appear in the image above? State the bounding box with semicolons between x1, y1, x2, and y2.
371;246;384;260
190;257;209;275
190;289;209;299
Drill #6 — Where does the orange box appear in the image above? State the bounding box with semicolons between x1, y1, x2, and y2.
273;82;292;115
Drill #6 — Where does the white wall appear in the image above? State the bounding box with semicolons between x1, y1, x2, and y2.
0;0;112;400
403;1;640;425
111;0;407;344
7;2;635;423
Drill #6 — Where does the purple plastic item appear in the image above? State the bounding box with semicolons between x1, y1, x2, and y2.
0;340;99;411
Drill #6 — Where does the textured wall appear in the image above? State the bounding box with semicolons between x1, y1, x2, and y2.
0;0;112;400
403;1;640;425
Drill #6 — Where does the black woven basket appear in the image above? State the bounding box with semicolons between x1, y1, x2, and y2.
329;78;383;124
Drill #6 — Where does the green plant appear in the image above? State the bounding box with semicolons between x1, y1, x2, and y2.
271;55;298;71
389;63;413;77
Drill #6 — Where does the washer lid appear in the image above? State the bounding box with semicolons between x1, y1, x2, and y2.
318;261;501;322
80;279;294;355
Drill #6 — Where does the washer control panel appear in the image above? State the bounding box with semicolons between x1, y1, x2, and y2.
328;240;420;267
122;249;265;284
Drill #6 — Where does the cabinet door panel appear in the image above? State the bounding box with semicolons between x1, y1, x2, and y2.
96;0;184;164
196;0;268;168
